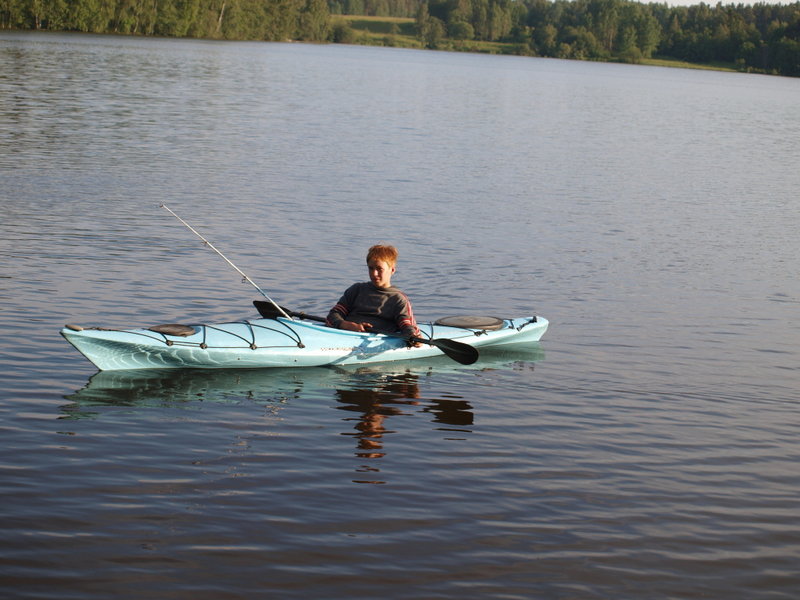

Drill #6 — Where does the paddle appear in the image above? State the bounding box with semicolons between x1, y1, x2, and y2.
253;300;479;365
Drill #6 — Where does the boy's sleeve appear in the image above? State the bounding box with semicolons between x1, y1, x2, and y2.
395;294;420;339
326;284;356;328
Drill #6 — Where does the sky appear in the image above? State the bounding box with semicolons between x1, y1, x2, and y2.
655;0;789;5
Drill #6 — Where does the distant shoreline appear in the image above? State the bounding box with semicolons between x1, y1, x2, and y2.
0;14;793;77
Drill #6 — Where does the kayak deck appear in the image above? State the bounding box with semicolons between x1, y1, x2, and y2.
61;315;548;371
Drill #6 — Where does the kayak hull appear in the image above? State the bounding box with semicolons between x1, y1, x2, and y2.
61;315;548;371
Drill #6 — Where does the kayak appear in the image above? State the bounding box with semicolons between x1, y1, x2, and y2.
60;312;548;371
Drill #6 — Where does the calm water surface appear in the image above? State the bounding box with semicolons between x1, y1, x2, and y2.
1;32;799;599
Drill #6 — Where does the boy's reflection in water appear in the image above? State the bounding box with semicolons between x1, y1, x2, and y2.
334;371;474;483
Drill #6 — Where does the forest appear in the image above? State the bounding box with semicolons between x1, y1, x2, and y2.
1;0;799;76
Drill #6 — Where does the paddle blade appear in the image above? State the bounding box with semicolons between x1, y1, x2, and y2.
253;300;282;318
253;300;327;323
427;338;479;365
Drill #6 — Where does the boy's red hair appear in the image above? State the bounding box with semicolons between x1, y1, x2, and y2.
366;244;398;267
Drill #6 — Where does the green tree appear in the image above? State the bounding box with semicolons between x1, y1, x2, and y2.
70;0;113;32
590;0;619;53
535;23;559;56
157;0;201;36
450;0;472;23
298;0;329;40
471;0;488;39
562;25;603;59
331;20;356;42
635;10;661;58
415;1;430;36
488;0;512;41
617;24;642;62
449;20;474;40
424;15;446;46
416;0;447;46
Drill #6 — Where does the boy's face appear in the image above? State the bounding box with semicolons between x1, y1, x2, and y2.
368;259;395;289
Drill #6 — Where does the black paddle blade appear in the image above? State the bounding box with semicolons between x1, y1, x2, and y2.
424;338;480;365
253;300;326;323
253;300;282;318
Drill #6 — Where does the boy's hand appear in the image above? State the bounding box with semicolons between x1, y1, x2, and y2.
340;321;372;332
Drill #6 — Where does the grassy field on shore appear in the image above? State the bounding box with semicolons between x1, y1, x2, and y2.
333;15;739;73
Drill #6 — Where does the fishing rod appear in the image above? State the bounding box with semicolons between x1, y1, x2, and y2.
160;204;292;320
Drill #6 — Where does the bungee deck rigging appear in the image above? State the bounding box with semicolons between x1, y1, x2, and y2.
65;317;312;352
66;315;538;350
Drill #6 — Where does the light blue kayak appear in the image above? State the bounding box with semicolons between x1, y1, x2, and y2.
60;313;548;371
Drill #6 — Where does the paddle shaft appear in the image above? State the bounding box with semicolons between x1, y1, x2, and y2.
161;204;292;320
253;301;479;365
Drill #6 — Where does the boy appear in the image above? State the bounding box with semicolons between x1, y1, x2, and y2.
326;245;421;343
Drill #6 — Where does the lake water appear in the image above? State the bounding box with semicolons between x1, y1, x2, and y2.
1;31;799;599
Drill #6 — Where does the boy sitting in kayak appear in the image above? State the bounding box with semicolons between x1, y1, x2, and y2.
326;244;421;345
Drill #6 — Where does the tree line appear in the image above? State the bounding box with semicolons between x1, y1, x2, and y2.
2;0;798;76
410;0;799;75
0;0;331;41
